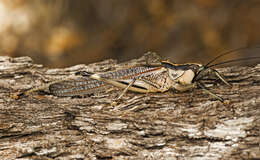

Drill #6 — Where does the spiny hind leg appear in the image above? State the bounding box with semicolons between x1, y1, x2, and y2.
115;77;161;101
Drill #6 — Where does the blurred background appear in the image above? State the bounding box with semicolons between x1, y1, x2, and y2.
0;0;260;67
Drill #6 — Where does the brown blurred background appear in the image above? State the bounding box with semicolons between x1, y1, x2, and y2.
0;0;260;67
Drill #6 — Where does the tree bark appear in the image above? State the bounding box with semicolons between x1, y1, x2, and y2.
0;55;259;160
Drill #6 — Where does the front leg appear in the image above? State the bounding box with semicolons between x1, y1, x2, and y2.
173;82;223;102
197;83;224;102
173;82;197;92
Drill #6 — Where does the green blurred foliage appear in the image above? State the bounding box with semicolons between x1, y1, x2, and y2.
0;0;260;67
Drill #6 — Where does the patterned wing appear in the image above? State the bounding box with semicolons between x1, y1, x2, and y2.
49;76;108;97
49;66;163;96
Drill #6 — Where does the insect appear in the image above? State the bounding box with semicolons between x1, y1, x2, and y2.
47;46;260;102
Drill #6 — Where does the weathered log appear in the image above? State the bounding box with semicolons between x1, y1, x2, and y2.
0;55;259;160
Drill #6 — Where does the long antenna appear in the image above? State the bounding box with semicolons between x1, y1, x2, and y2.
207;56;260;68
193;46;260;82
204;46;260;68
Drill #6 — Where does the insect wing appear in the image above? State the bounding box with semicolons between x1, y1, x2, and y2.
49;76;107;97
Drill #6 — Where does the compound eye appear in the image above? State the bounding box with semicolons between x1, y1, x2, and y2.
195;65;203;72
168;69;184;80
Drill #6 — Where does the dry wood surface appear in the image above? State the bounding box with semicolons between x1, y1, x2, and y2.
0;54;259;160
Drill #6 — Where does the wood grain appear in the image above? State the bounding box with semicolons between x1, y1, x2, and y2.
0;55;259;159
